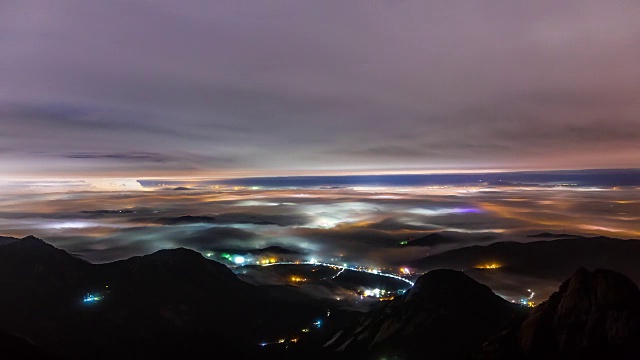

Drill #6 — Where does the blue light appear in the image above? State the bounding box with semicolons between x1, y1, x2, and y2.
83;293;102;303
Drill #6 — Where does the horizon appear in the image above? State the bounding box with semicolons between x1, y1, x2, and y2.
2;1;640;178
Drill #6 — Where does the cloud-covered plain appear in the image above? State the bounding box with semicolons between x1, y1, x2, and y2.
1;184;639;265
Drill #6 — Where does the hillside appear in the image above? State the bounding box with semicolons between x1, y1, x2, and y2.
410;236;640;283
0;236;326;359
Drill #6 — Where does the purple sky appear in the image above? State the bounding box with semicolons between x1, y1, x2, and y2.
1;1;639;178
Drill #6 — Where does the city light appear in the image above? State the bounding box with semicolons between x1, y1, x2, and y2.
83;294;102;303
233;256;245;264
475;263;502;269
249;260;415;286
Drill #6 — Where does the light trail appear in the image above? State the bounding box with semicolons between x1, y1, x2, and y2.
332;267;345;279
249;261;415;286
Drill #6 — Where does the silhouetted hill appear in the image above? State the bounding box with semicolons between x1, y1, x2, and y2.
0;235;18;246
324;268;640;359
405;232;456;246
527;232;584;239
4;236;640;359
0;236;92;320
399;231;496;248
0;236;326;359
521;268;640;358
0;329;61;360
410;236;640;283
325;269;525;359
484;268;640;359
220;245;301;255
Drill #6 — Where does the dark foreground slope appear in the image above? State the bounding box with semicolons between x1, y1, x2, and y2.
518;268;640;359
0;236;327;359
324;269;526;359
2;236;639;360
325;268;640;360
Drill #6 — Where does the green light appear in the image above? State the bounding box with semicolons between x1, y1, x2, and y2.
399;241;408;245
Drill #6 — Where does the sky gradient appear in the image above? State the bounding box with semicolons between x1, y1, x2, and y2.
1;1;639;178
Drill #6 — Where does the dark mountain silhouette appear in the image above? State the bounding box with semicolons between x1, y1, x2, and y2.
399;231;496;247
410;236;640;284
404;232;456;246
3;236;640;359
484;268;640;359
324;269;526;359
0;329;61;360
520;268;640;358
0;235;18;246
0;236;326;359
527;232;584;238
325;268;640;359
219;245;301;256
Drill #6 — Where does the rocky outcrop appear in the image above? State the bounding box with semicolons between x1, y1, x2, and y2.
325;269;524;359
520;268;640;358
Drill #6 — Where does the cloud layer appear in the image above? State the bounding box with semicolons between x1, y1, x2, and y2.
1;184;638;265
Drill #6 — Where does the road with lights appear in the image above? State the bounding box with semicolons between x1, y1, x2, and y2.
249;260;416;286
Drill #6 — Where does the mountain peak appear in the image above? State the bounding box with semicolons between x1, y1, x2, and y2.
20;235;46;243
326;269;520;358
407;269;499;304
520;268;640;357
6;235;76;258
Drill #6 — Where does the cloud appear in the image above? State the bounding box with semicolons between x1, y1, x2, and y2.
179;227;258;251
150;212;311;227
64;152;170;163
1;1;639;175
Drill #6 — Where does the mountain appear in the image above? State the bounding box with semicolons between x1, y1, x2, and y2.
519;268;640;358
324;269;525;359
325;268;640;359
527;232;584;239
398;231;496;248
218;245;301;256
0;329;60;360
0;236;326;359
409;236;640;284
3;235;640;359
404;232;457;246
0;235;18;246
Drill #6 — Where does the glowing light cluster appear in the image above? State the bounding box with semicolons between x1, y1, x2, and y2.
83;294;102;303
475;263;502;269
363;288;382;297
254;260;415;286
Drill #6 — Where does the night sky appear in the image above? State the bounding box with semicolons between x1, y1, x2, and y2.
2;1;639;178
